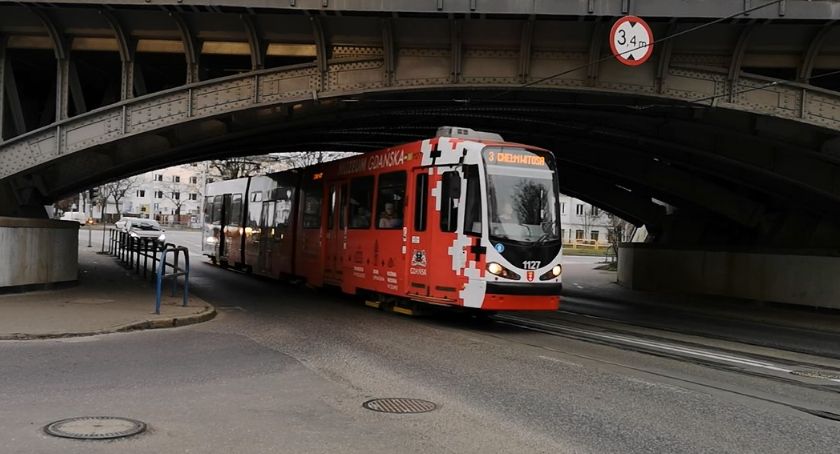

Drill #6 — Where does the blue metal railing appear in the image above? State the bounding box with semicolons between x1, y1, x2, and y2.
107;228;190;314
154;244;190;315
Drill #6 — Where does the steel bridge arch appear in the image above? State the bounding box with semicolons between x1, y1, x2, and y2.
2;55;839;181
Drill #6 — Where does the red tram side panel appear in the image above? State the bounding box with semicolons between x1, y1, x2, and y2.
203;129;564;312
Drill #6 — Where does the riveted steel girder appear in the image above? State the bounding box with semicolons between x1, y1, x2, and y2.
2;50;839;182
25;0;840;20
1;1;840;244
99;9;135;100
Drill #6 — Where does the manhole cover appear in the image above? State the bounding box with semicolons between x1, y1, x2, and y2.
790;369;840;380
362;398;437;414
44;416;146;440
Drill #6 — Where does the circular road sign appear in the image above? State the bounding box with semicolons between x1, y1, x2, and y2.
609;16;654;66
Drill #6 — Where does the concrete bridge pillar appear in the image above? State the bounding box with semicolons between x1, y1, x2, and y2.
0;217;78;292
618;245;840;309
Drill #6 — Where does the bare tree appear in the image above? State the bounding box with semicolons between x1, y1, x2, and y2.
581;204;606;241
54;195;77;215
208;157;268;180
270;151;357;170
606;212;635;263
101;177;139;221
206;152;357;181
160;178;199;225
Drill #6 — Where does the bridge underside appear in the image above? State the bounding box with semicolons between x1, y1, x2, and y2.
3;86;840;251
1;1;839;253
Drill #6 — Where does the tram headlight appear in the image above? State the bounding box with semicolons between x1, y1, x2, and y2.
487;262;503;275
540;264;563;281
486;262;521;280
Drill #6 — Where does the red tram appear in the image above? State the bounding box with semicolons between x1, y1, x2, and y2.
202;127;563;311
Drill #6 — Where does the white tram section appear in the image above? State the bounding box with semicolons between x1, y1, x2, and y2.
422;128;563;309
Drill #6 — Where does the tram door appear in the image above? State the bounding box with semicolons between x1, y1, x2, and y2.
407;169;433;298
324;182;346;285
295;178;325;286
257;201;274;275
409;166;463;301
218;194;232;262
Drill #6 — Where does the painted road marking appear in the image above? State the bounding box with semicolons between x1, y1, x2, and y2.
537;355;582;368
499;315;840;384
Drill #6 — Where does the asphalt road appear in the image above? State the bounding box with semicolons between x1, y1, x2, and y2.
0;229;837;453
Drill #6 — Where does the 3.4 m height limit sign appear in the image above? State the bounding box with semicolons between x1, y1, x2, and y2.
609;16;654;66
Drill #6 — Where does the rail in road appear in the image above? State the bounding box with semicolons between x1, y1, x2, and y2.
491;313;840;422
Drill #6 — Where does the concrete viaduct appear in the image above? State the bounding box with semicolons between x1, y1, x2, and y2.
1;0;840;305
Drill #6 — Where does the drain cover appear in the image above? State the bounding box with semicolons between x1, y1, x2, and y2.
44;416;146;440
362;398;437;414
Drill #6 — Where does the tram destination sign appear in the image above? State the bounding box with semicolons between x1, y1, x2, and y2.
609;15;654;66
484;149;548;168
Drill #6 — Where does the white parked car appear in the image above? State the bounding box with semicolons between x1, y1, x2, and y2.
60;212;88;225
118;217;166;243
114;216;139;231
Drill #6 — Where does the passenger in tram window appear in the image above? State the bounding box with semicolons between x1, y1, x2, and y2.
378;202;402;229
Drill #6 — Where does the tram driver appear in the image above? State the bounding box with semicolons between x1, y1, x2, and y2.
499;202;517;223
378;202;402;229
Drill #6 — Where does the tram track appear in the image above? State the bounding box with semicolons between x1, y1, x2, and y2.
490;313;840;421
559;293;840;360
494;314;840;389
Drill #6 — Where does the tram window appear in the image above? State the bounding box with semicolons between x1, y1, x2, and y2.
302;184;322;229
463;165;482;236
204;197;214;224
349;176;374;229
260;201;274;229
414;173;427;232
376;171;406;230
275;199;292;227
339;183;348;230
271;187;293;201
440;171;460;233
327;185;336;229
211;195;222;224
229;194;243;226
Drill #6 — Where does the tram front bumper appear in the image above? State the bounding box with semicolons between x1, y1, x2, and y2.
485;282;562;296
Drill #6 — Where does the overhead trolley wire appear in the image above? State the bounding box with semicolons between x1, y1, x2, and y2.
484;0;786;101
327;0;821;119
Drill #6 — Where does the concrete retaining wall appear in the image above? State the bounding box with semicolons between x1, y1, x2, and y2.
618;245;840;309
0;217;78;290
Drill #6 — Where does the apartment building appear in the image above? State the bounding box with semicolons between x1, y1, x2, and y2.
558;195;612;245
102;164;204;225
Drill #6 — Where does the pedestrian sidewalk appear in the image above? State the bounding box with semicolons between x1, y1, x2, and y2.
0;247;215;340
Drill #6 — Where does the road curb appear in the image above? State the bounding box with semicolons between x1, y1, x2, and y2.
0;305;217;341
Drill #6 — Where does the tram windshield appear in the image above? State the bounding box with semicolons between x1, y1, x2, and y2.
483;147;561;244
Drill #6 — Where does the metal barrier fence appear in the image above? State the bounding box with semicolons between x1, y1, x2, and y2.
155;244;190;315
107;228;190;314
